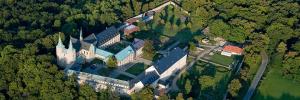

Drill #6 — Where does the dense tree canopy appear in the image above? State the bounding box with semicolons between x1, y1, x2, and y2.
0;0;167;99
1;0;300;99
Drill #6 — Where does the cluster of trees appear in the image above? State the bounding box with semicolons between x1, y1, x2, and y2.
0;33;119;99
176;62;229;99
107;56;117;68
199;0;300;98
0;0;167;99
179;0;300;99
142;39;156;60
2;0;300;99
278;40;300;82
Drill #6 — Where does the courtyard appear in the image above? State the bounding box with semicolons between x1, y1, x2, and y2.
125;63;149;76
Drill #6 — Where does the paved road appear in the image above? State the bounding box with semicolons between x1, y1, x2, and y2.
223;57;245;100
109;63;136;78
243;51;269;100
170;45;218;91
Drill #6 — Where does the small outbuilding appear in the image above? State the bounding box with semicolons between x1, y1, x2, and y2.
124;25;140;36
221;45;243;57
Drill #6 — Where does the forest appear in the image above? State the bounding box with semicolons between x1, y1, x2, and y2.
0;0;300;99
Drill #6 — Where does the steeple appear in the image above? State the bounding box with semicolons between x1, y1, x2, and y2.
80;27;83;41
68;38;74;51
56;34;65;48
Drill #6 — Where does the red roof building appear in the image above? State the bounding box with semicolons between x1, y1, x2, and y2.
221;45;243;56
124;25;140;36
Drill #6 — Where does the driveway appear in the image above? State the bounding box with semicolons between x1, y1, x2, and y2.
170;45;219;91
243;51;269;100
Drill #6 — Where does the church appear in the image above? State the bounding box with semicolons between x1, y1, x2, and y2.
56;26;143;68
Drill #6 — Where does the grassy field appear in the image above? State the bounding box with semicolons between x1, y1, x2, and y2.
209;53;234;66
133;5;194;51
104;42;128;54
253;54;300;100
125;63;149;76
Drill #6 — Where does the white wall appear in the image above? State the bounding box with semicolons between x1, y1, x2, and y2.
159;55;187;81
128;81;144;94
117;53;134;66
100;34;120;48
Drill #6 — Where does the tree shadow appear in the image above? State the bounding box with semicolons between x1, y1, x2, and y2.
200;64;217;77
173;28;193;43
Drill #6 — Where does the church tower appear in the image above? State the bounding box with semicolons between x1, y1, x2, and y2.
80;27;83;41
66;39;76;66
86;44;95;62
56;34;66;66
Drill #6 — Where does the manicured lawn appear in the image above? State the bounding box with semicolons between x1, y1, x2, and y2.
209;53;234;66
253;55;300;100
125;63;149;76
116;74;133;81
104;42;128;54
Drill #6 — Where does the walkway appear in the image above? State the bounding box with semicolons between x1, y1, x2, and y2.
243;51;269;100
136;57;153;65
109;62;136;78
170;45;218;91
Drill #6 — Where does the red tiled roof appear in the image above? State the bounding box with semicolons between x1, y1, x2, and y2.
223;45;243;54
124;25;140;35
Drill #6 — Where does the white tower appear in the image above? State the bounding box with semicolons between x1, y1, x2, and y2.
66;39;76;66
56;35;66;66
80;27;83;41
87;44;95;62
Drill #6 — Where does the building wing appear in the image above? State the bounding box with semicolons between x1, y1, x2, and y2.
153;48;187;74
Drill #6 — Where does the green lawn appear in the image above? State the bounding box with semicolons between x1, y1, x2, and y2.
253;55;300;100
209;53;234;66
125;63;149;76
133;4;194;52
104;42;128;54
116;74;133;81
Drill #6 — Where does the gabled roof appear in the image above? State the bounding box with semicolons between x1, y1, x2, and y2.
124;25;140;35
95;48;114;60
67;39;75;52
84;33;97;44
153;47;187;74
132;38;145;50
95;26;118;44
80;41;92;50
115;46;135;61
72;71;130;88
70;37;81;51
56;35;65;48
141;71;160;85
223;45;243;54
